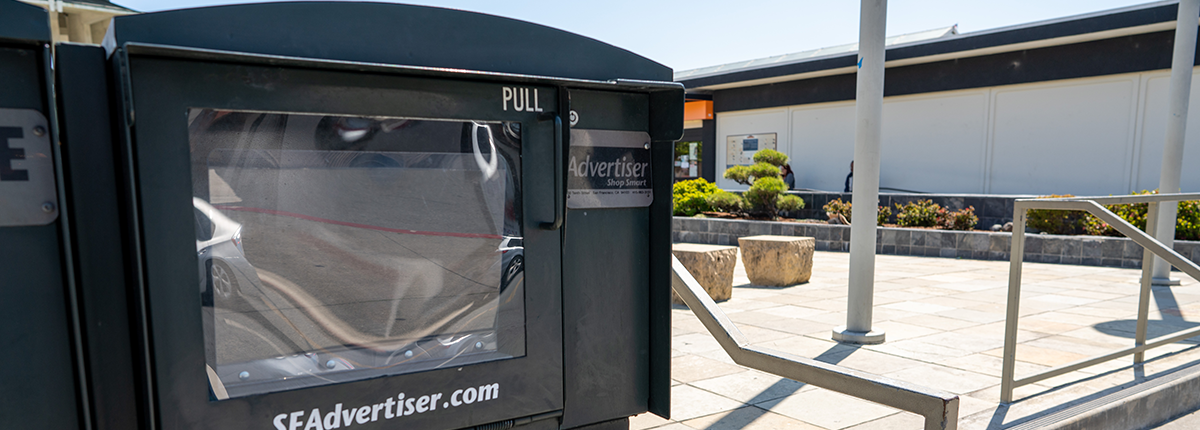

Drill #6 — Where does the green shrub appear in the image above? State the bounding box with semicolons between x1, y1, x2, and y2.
1179;199;1200;241
743;177;787;215
823;198;852;222
939;206;979;231
777;194;805;213
721;149;791;217
672;178;718;216
752;149;789;167
1027;194;1087;235
706;191;743;213
1081;190;1200;240
723;162;783;186
894;199;941;227
877;205;892;226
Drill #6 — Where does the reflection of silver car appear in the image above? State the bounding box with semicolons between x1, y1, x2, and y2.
194;198;261;306
498;236;523;293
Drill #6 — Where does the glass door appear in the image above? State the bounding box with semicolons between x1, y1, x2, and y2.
120;51;563;429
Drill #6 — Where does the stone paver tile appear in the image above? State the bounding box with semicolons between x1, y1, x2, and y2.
1022;311;1110;328
915;332;1007;354
939;308;1006;324
646;423;692;430
921;296;994;309
735;314;836;336
630;412;674;430
870;321;942;342
936;353;1048;378
826;348;924;375
720;298;787;312
762;335;856;358
673;314;711;333
727;288;783;301
671;355;747;383
800;311;854;326
875;290;935;302
690;371;808;405
673;332;727;354
844;412;922;430
758;389;898;430
670;384;746;421
757;304;834;320
1024;335;1127;356
1013;318;1083;335
1060;326;1137;345
868;307;921;322
894;314;981;331
950;321;1050;343
900;285;966;297
734;324;800;344
799;298;849;312
888;364;999;394
1058;289;1125;301
682;406;822;430
869;339;976;362
1056;306;1129;318
982;345;1089;367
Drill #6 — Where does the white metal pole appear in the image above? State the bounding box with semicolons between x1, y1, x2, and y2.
1151;0;1199;286
834;0;887;345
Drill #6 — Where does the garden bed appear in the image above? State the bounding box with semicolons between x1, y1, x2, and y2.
672;216;1200;269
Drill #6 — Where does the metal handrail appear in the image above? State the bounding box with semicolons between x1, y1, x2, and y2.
671;256;959;430
1000;193;1200;403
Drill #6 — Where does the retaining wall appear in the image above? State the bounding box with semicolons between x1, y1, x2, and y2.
672;216;1200;269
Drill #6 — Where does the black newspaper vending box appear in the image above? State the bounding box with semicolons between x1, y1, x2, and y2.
45;3;683;430
0;2;84;429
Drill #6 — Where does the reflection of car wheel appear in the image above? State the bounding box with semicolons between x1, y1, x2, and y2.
501;256;523;293
209;260;239;301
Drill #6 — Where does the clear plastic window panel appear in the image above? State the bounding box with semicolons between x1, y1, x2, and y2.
188;109;525;399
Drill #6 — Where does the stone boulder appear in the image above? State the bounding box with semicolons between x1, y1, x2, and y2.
738;235;814;286
671;243;738;304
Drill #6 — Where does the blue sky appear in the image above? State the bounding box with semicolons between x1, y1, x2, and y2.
111;0;1160;71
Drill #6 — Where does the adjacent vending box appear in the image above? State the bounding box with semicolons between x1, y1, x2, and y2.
50;3;682;430
0;2;82;429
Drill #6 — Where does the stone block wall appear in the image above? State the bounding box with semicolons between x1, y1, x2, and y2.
777;191;1035;230
672;217;1200;270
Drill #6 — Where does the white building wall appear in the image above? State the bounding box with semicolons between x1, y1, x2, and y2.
714;107;789;190
714;68;1200;196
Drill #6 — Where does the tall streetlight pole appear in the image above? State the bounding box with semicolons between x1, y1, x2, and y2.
1151;0;1200;286
834;0;887;345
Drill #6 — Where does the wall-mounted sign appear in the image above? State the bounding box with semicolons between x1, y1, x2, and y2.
725;133;776;170
0;108;57;226
567;129;653;209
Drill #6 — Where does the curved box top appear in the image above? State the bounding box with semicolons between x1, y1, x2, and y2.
0;0;49;44
104;1;672;82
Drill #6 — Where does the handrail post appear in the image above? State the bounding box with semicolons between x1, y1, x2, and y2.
1000;202;1027;403
1001;194;1200;402
1135;202;1160;363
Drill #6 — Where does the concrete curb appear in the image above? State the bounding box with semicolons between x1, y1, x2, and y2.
1025;364;1200;430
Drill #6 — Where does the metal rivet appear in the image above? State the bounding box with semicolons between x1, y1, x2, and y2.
475;342;483;349
32;126;45;137
238;371;249;380
41;202;55;213
404;350;413;358
643;142;650;150
325;360;336;369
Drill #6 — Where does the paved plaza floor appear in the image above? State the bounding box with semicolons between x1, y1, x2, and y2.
633;250;1200;430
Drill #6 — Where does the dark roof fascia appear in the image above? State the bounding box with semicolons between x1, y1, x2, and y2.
0;0;50;44
679;1;1179;89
